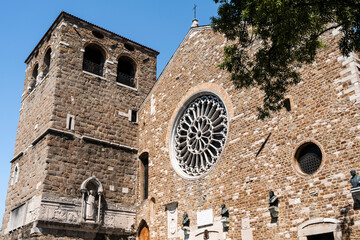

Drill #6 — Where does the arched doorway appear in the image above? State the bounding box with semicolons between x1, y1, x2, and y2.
298;218;342;240
138;220;150;240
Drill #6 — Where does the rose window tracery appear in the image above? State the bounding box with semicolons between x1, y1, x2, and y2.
174;95;228;177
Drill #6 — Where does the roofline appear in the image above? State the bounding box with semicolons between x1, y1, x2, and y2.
139;25;212;112
25;11;159;64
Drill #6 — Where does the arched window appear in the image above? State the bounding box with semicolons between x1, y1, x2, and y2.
44;48;51;75
82;44;105;76
117;56;136;88
11;164;19;185
28;64;38;91
32;64;38;80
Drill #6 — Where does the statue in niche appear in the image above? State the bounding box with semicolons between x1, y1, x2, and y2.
80;176;104;223
350;170;360;209
220;204;229;229
268;191;279;223
85;189;96;221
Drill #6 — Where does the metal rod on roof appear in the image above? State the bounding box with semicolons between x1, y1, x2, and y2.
193;4;197;19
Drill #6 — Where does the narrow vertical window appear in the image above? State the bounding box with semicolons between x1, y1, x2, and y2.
284;98;292;112
66;114;75;130
131;110;137;123
144;158;148;199
139;153;149;200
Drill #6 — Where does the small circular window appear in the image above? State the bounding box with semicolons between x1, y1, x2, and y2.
171;94;228;178
295;142;322;175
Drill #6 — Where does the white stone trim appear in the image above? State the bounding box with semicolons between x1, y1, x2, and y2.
82;70;108;81
335;52;360;104
297;218;342;240
59;41;70;47
118;111;130;118
115;82;137;91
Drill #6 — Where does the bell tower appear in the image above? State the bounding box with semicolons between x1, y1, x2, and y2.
2;11;158;239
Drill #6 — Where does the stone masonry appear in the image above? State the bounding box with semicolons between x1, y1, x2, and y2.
4;11;360;240
2;12;158;239
137;25;360;240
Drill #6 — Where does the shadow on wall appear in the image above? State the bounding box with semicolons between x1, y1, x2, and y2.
340;205;354;240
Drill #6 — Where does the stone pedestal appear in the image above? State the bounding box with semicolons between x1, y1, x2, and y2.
351;187;360;200
351;187;360;209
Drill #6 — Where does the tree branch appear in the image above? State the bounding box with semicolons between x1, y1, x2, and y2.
316;23;344;38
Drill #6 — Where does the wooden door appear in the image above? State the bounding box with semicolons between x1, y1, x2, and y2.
139;226;150;240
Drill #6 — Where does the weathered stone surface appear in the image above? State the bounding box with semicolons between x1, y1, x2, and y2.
4;10;360;240
137;26;360;239
2;12;157;239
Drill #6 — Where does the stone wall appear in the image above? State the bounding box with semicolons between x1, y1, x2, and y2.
138;26;360;239
14;26;60;154
50;16;157;147
1;137;48;234
44;133;137;204
2;12;158;239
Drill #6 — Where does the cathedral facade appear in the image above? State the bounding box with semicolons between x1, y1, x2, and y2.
2;11;360;240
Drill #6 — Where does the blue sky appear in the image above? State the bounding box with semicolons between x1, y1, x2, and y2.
0;0;219;226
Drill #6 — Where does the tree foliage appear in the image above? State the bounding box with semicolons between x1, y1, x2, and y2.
211;0;360;119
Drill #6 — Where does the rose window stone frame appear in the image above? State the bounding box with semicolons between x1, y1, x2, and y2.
170;93;228;179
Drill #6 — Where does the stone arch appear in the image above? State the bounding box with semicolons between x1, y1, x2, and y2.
80;176;104;193
83;41;109;59
117;53;138;71
298;218;342;240
138;219;149;240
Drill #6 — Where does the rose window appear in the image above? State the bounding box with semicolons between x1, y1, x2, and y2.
173;95;228;177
